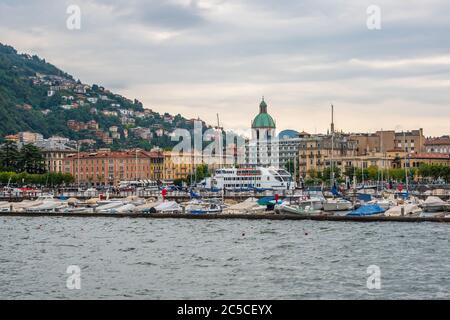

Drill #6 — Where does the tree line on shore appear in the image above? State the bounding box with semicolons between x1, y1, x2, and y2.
284;159;450;185
303;165;450;185
0;141;74;186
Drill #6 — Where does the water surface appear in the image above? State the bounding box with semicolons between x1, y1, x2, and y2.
0;217;448;299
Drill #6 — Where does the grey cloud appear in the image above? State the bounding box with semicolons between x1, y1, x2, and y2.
0;0;449;135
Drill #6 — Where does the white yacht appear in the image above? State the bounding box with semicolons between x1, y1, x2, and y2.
204;167;295;191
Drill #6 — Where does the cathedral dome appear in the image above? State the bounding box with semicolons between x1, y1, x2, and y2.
251;98;276;129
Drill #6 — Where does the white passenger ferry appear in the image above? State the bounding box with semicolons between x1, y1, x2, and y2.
204;167;295;191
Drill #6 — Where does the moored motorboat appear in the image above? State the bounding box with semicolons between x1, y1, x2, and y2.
276;203;321;215
0;201;12;211
65;206;95;213
222;197;265;214
187;203;222;214
185;199;222;214
384;204;422;217
133;200;161;213
124;195;145;206
26;199;68;212
112;203;136;213
422;196;447;212
95;200;124;213
323;198;353;212
9;200;44;212
298;197;324;210
154;201;182;213
367;198;395;210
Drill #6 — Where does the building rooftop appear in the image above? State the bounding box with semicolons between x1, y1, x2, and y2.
278;129;300;139
66;149;161;159
425;138;450;146
410;153;450;159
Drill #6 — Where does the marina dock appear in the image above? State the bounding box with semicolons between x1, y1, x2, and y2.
1;211;449;223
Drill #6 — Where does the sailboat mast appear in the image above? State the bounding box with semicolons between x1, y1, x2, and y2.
403;132;409;191
294;156;297;187
331;133;334;186
353;144;357;189
77;142;80;189
380;129;383;192
330;104;335;187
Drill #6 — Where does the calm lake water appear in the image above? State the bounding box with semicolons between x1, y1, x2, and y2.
0;216;448;299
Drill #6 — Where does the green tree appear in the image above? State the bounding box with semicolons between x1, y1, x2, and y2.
321;167;341;183
0;171;74;186
418;164;450;181
17;144;46;174
284;159;299;180
367;166;379;181
307;169;317;179
388;168;406;181
0;141;19;171
343;166;356;179
187;164;210;183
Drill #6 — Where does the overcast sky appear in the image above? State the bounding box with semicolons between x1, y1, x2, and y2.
1;0;449;137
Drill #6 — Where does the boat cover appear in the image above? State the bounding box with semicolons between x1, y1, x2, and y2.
257;196;275;206
347;204;385;216
424;196;445;205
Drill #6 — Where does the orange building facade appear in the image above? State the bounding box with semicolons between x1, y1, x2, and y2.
64;149;164;185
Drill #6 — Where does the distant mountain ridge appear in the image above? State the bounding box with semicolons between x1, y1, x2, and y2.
0;43;204;150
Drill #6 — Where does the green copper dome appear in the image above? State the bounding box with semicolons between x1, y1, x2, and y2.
252;113;276;128
252;98;276;129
